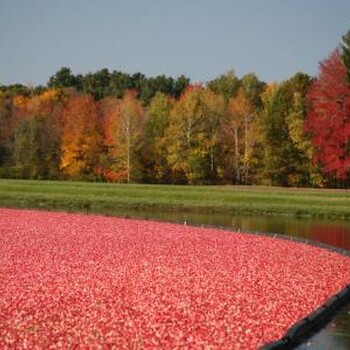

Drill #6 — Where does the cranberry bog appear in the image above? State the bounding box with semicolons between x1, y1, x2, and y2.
1;209;350;349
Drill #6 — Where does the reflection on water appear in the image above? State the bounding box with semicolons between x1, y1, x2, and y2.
309;225;350;251
105;208;350;250
101;208;350;349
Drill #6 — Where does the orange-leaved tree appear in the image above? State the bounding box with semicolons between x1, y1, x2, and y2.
60;92;101;179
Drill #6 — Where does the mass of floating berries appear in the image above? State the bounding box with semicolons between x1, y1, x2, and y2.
0;209;350;349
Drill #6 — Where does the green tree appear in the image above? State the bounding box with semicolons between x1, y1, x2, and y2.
12;116;52;178
81;68;111;100
109;71;134;98
260;84;289;185
0;84;32;98
207;70;239;102
139;92;173;183
0;93;10;171
259;73;314;186
173;75;190;98
8;90;64;179
287;92;323;186
139;75;176;105
47;67;78;89
240;73;265;109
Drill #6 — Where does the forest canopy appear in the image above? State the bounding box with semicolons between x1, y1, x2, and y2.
1;31;350;187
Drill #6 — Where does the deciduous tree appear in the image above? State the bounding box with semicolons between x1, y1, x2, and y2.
224;88;254;184
101;91;144;182
166;86;225;184
139;92;174;183
306;49;350;183
60;93;101;179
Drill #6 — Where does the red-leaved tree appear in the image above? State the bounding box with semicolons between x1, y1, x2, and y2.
306;49;350;181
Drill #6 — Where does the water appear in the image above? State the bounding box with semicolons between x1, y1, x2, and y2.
101;208;350;349
102;208;350;251
296;304;350;350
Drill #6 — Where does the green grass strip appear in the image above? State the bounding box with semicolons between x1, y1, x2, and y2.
0;179;350;220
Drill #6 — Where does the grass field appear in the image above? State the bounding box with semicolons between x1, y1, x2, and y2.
1;179;350;220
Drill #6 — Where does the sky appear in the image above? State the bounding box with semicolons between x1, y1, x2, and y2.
1;0;350;86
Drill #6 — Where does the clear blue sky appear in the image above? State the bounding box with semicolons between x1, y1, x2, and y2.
1;0;350;86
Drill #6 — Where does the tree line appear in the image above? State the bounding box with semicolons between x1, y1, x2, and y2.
1;31;350;187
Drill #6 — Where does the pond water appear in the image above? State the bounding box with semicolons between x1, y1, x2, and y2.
101;208;350;349
101;208;350;251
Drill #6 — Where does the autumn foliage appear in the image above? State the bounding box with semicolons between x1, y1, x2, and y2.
1;30;350;186
306;49;350;181
60;94;101;178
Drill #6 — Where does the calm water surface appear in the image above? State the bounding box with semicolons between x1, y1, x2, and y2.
100;208;350;349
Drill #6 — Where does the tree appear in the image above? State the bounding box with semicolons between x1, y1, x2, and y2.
60;93;101;179
139;75;187;105
173;75;190;98
224;88;255;184
207;70;239;102
306;49;350;183
99;97;124;182
47;67;78;89
0;92;11;171
7;89;65;179
258;72;315;187
0;84;32;98
139;92;174;183
29;90;65;179
287;92;323;186
165;85;225;184
12;117;51;178
120;90;144;182
240;73;265;109
109;71;134;99
101;91;144;183
81;68;111;100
